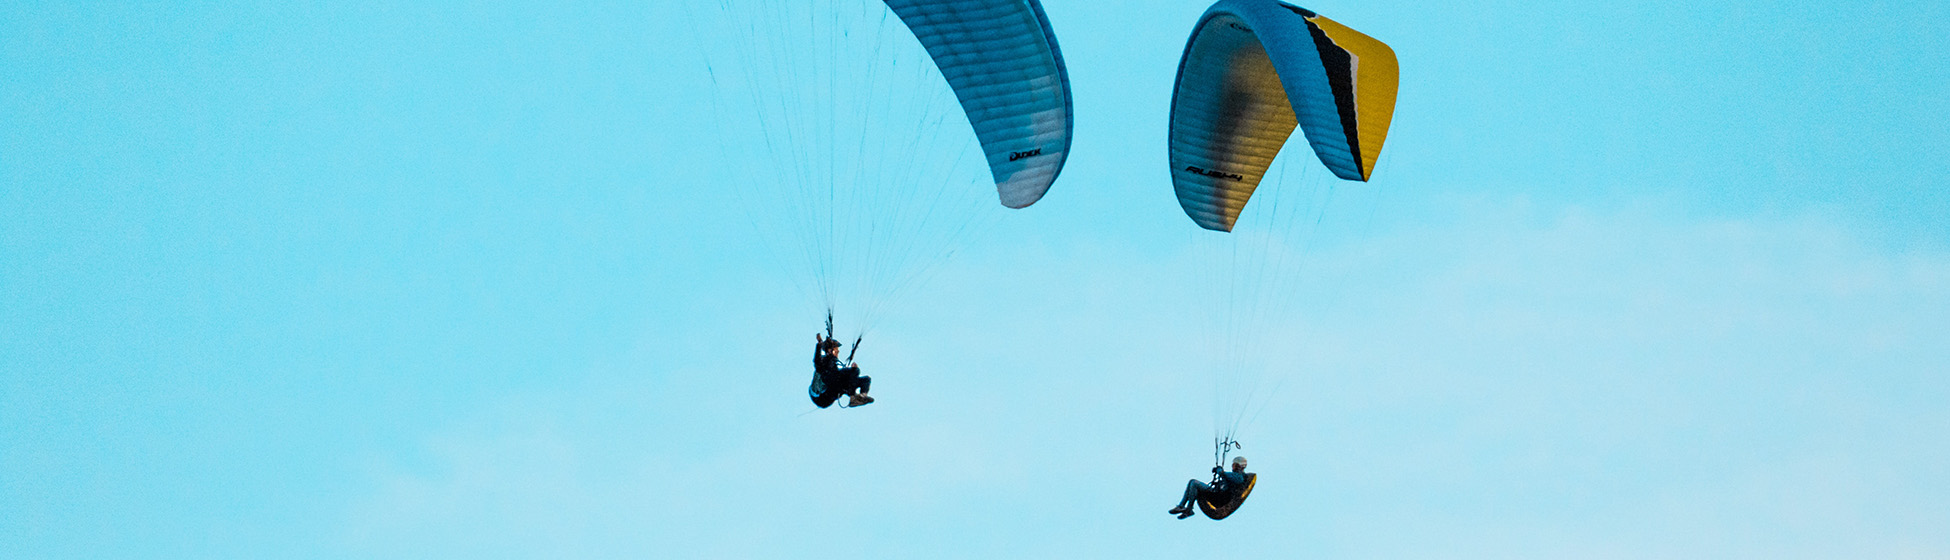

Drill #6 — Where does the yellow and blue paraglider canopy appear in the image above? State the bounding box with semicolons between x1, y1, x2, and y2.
1168;0;1399;231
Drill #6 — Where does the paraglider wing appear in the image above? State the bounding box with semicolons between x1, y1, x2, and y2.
884;0;1074;208
1168;0;1398;231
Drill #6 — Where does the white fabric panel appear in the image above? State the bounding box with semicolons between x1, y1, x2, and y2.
1169;13;1298;231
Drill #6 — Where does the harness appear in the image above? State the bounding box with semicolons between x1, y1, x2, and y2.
1198;437;1256;520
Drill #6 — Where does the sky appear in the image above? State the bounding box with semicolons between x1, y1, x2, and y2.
3;0;1947;558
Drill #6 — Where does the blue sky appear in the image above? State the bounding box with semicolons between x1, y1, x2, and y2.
4;0;1947;558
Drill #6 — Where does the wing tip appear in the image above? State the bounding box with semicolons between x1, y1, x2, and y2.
998;183;1051;209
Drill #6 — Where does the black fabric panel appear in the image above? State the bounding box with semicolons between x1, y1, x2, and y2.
1303;19;1364;175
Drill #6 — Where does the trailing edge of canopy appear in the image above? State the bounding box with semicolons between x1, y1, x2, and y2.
885;0;1074;208
1167;0;1398;231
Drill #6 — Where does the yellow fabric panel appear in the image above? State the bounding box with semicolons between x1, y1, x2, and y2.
1307;16;1398;180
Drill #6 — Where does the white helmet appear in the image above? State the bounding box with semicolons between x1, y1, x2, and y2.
1231;456;1248;469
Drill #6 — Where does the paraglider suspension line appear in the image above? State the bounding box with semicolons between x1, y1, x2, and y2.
1214;436;1243;481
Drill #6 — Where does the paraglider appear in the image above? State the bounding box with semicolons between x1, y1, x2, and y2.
1169;454;1256;520
811;316;874;408
1162;0;1399;517
690;0;1073;408
811;334;874;408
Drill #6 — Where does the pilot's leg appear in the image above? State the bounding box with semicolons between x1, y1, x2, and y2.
1171;479;1212;517
1181;479;1214;507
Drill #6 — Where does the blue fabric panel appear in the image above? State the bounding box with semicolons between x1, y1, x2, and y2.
884;0;1074;208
